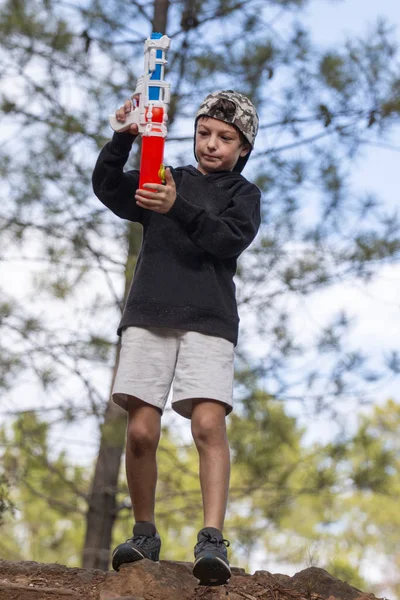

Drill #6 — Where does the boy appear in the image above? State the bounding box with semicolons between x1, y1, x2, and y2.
92;90;261;585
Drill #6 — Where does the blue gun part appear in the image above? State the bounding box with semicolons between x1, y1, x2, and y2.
149;32;164;101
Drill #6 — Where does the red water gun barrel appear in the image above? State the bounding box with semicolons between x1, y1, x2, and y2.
139;106;165;188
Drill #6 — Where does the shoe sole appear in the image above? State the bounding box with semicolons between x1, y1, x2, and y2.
193;555;231;586
112;545;146;571
112;545;161;571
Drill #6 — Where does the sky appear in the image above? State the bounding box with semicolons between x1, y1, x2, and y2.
0;0;399;594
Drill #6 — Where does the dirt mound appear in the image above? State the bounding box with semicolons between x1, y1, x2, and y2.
0;559;381;600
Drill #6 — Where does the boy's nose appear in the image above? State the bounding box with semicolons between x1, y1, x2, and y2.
207;136;218;150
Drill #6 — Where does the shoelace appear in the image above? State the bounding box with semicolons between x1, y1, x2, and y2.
126;534;152;547
200;533;230;548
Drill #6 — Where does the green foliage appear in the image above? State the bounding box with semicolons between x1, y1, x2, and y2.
0;0;73;51
351;428;394;492
0;0;73;55
229;391;305;531
0;297;28;391
319;53;353;92
326;557;367;590
382;75;400;119
0;412;87;564
1;397;399;595
282;255;330;292
0;474;14;525
351;232;400;263
270;398;400;595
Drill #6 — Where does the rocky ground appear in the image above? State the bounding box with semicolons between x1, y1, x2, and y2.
0;559;382;600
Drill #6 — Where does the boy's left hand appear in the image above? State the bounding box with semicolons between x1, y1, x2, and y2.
135;168;176;214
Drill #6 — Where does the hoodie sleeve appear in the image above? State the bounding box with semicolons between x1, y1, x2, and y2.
165;185;261;260
92;132;145;223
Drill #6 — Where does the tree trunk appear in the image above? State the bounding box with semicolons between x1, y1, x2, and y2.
152;0;170;32
81;341;126;570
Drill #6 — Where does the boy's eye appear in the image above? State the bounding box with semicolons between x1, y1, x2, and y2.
198;130;208;136
221;136;232;141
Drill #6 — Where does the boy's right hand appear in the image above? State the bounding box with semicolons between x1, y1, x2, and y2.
115;95;140;135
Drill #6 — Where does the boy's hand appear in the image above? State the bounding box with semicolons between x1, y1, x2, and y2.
115;95;140;135
135;168;176;214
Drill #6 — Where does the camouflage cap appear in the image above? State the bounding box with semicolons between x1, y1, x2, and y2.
195;90;259;148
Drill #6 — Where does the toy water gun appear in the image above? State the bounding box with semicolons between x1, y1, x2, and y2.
109;32;171;187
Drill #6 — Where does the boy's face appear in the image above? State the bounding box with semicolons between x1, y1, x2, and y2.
195;117;250;174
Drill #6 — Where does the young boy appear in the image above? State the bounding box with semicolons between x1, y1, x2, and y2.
92;90;261;585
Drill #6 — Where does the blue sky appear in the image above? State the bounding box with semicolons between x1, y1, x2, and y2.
304;0;400;43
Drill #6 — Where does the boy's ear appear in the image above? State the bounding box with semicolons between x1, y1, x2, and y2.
240;143;251;157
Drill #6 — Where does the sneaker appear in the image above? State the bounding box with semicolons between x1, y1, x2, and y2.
112;521;161;571
193;527;231;585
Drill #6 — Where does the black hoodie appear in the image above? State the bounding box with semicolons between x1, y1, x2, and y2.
92;132;261;345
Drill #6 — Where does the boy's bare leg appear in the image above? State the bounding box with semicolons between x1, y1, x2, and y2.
191;399;230;531
126;397;162;524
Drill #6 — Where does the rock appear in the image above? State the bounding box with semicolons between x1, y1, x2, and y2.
291;567;377;600
0;559;384;600
100;559;196;600
255;570;292;586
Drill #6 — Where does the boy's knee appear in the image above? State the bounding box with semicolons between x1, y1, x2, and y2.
191;406;227;447
126;409;160;456
127;421;160;455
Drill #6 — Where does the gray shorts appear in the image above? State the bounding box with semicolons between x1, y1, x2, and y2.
112;326;234;419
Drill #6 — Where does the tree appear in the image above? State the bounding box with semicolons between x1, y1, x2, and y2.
2;397;399;593
0;475;13;528
0;0;399;574
248;397;400;595
332;399;400;597
0;412;87;564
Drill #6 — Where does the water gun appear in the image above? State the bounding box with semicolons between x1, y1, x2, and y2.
109;33;171;187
